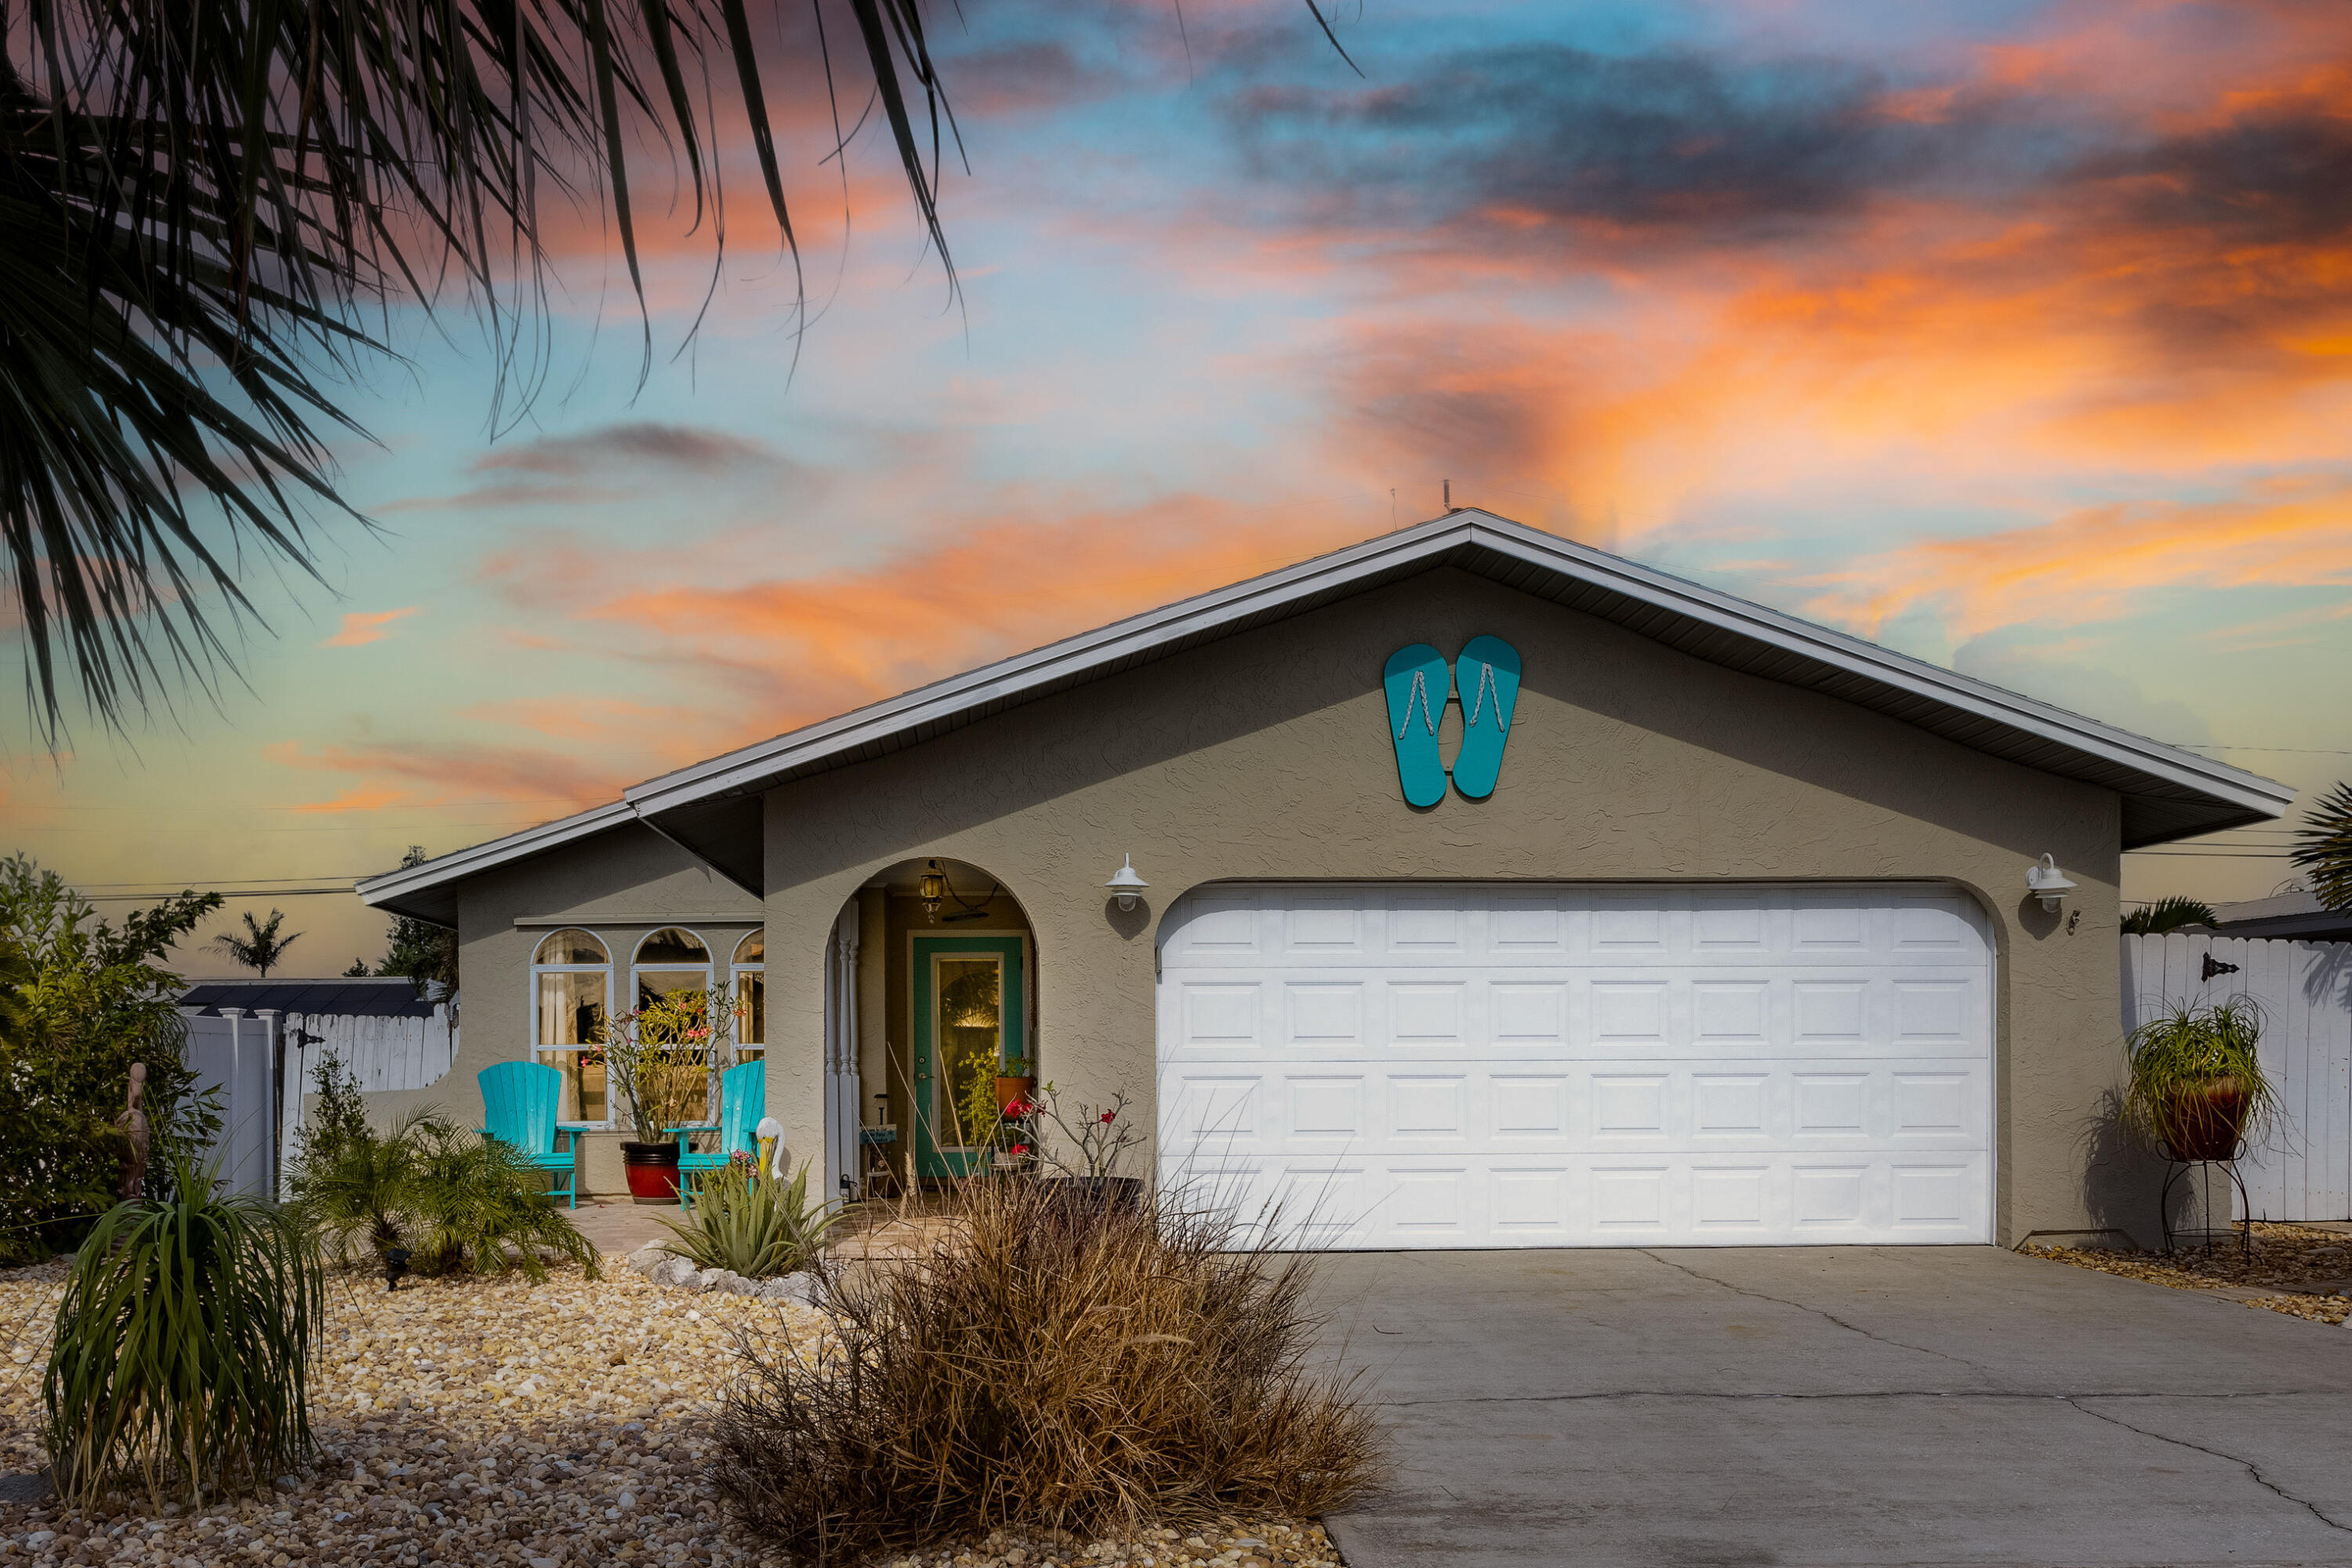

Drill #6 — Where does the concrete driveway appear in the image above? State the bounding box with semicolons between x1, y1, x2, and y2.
1313;1247;2352;1568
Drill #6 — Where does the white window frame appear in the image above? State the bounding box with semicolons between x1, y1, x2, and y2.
731;929;765;1059
530;928;613;1128
630;926;715;1017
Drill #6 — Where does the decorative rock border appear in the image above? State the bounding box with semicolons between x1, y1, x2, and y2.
622;1244;819;1304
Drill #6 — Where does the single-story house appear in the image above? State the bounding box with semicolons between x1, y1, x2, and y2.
357;510;2294;1249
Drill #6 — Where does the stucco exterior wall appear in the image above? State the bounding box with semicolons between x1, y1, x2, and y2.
757;567;2141;1247
379;823;762;1196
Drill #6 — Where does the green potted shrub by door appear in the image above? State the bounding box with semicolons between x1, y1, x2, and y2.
2124;995;2278;1161
602;990;732;1201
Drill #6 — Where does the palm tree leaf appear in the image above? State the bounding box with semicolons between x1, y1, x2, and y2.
4;0;1350;739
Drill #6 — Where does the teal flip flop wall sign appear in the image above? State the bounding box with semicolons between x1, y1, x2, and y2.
1382;643;1450;808
1450;634;1521;800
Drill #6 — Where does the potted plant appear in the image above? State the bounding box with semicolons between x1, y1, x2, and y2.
994;1054;1038;1112
601;989;735;1201
2124;995;2278;1162
1023;1086;1145;1212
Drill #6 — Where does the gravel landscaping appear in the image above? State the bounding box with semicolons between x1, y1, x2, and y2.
0;1254;1346;1568
2024;1220;2352;1325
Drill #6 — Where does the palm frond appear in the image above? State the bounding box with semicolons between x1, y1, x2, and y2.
2292;781;2352;914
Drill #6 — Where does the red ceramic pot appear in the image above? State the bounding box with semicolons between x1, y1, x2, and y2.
621;1140;681;1202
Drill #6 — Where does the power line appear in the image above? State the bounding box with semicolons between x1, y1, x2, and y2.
78;886;363;901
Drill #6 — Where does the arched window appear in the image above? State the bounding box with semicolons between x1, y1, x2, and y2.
532;929;611;1126
731;930;765;1058
632;927;713;1014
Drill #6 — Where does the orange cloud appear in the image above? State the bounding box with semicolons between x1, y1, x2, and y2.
1802;482;2352;642
321;608;418;648
292;786;411;815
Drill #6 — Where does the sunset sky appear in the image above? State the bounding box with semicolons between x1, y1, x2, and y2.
8;0;2348;975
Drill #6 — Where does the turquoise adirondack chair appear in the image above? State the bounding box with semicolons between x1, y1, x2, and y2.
677;1060;765;1209
478;1060;580;1209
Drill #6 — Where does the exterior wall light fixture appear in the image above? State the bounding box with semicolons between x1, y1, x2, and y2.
918;860;947;918
2026;853;2078;913
1106;855;1149;912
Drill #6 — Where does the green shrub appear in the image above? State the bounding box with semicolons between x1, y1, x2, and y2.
711;1178;1383;1563
0;857;223;1262
42;1154;325;1509
404;1118;600;1280
288;1103;599;1282
660;1156;837;1278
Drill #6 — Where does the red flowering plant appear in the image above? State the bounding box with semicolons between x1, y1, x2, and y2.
1022;1086;1143;1179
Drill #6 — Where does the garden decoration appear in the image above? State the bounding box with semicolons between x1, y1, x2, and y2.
112;1062;149;1203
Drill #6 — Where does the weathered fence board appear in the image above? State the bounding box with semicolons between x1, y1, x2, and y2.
2122;933;2352;1221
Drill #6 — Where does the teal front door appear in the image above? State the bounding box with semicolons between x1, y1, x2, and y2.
911;935;1027;1179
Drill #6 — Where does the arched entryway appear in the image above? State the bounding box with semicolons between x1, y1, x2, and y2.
825;857;1040;1199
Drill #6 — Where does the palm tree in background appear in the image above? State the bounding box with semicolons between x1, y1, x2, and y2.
2293;782;2352;913
2;0;1352;744
212;908;303;978
2121;896;2220;936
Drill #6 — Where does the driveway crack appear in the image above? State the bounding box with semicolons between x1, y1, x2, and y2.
2064;1396;2352;1534
1637;1250;1994;1376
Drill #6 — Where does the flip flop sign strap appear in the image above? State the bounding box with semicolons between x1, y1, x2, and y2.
1450;634;1521;801
1382;644;1450;808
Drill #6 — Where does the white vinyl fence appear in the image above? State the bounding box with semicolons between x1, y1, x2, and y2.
181;1012;278;1200
2122;934;2352;1222
175;1002;459;1201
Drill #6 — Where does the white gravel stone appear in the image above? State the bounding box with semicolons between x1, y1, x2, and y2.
0;1257;1342;1568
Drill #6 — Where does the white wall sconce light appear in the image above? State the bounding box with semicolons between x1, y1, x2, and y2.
2026;853;2078;913
1106;855;1149;912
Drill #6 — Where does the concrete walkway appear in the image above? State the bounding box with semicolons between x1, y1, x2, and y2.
1313;1247;2352;1568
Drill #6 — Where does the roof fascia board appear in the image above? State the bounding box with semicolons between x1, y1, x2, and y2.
624;524;1460;814
627;513;2289;823
1457;526;2295;821
354;800;636;909
364;511;2295;909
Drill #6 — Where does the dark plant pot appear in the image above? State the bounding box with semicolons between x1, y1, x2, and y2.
1040;1174;1143;1214
995;1075;1037;1111
2163;1079;2249;1162
622;1140;681;1203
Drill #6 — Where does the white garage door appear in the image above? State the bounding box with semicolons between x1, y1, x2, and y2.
1156;884;1994;1248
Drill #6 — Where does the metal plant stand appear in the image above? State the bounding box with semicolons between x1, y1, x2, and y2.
2159;1142;2251;1260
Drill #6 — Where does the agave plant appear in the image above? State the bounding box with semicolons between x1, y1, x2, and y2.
2122;996;2278;1160
43;1156;325;1509
661;1155;837;1279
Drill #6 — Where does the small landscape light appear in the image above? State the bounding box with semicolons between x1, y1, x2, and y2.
2026;854;2077;913
1105;855;1149;912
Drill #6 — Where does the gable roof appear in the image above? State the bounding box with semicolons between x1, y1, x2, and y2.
359;510;2294;923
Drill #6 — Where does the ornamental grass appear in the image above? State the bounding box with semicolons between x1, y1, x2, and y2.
710;1178;1383;1564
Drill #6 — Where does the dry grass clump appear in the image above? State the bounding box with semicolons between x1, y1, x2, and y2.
712;1179;1383;1564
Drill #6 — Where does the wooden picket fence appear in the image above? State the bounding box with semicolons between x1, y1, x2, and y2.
2122;934;2352;1222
